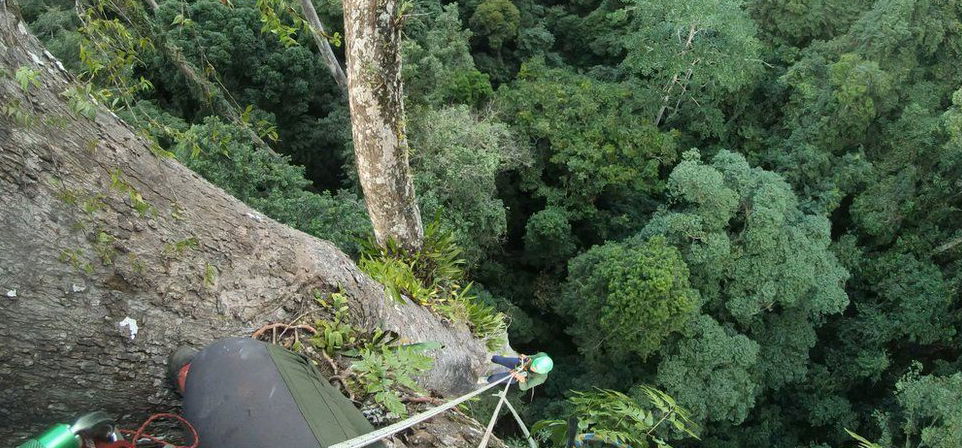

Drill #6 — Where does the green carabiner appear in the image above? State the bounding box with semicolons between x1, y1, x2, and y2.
16;424;80;448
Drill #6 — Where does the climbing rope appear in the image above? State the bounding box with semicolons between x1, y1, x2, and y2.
477;379;513;448
329;372;520;448
477;380;538;448
501;395;537;448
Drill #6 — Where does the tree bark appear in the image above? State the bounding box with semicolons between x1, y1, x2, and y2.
299;0;348;96
342;0;424;253
0;9;491;443
143;0;159;14
934;234;962;255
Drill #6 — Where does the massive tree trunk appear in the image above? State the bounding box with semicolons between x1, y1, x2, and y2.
0;9;493;444
342;0;424;253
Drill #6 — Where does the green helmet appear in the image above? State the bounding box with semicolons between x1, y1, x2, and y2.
529;354;554;374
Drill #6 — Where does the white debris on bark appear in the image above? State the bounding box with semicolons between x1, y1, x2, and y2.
119;317;139;340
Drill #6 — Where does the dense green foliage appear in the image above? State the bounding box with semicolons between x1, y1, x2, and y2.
21;0;962;445
408;105;528;264
560;236;698;364
169;116;371;253
498;60;677;225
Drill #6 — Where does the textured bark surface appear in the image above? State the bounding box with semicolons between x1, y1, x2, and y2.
0;9;492;443
300;0;348;96
342;0;424;252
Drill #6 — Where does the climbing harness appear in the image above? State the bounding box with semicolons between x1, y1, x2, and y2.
330;368;537;448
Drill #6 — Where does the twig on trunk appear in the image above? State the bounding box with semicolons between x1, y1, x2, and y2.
251;322;318;340
402;396;444;405
319;349;341;374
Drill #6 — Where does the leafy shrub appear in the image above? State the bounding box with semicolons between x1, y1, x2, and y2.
532;386;699;447
360;219;466;293
359;255;436;305
310;291;359;355
435;284;508;351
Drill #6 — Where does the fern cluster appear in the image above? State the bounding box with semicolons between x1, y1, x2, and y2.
359;220;507;351
350;346;434;418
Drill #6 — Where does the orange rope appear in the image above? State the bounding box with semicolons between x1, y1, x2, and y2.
95;413;198;448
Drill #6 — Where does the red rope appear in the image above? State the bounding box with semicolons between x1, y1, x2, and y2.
94;413;199;448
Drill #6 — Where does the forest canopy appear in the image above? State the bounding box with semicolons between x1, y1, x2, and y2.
15;0;962;445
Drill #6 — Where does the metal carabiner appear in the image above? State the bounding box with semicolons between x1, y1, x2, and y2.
72;411;121;443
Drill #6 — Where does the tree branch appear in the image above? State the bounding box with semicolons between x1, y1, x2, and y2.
299;0;348;96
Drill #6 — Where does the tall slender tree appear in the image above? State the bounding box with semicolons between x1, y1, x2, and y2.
342;0;424;252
